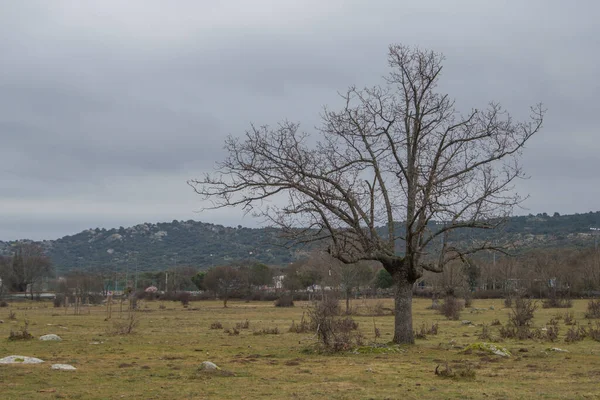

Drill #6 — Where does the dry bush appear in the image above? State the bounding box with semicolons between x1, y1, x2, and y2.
8;320;33;341
490;319;501;326
0;300;8;308
435;362;476;380
415;322;439;339
439;296;464;320
111;312;139;335
509;297;537;328
585;299;600;319
478;324;492;341
563;312;575;326
178;292;190;307
224;327;240;336
236;320;250;329
544;325;560;342
7;309;17;320
53;295;64;308
587;322;600;341
542;291;572;309
254;327;279;335
504;296;512;308
210;321;223;330
307;299;362;352
565;325;587;342
499;297;538;340
274;294;294;307
158;303;166;310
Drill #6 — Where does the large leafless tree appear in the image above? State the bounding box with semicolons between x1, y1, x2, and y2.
190;44;544;343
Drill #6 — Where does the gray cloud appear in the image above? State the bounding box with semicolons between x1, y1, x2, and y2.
0;0;598;240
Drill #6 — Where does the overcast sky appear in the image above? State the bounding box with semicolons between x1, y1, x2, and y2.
1;0;598;241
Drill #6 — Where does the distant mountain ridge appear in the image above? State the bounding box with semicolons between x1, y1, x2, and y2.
1;212;599;274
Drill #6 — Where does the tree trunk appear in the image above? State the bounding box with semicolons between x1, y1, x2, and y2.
345;289;350;314
392;278;415;344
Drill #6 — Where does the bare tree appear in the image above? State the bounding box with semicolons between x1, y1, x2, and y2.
189;44;544;343
8;243;53;299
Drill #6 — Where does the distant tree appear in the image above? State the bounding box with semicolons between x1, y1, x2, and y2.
334;261;374;313
374;269;394;290
203;266;242;307
8;243;53;299
191;271;206;291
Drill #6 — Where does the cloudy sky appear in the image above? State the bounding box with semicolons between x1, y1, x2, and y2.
0;0;598;241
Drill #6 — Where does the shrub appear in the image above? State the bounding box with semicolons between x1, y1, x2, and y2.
415;322;439;339
478;324;492;341
0;300;8;308
490;319;501;326
585;299;600;319
439;296;463;320
504;296;512;308
111;312;139;335
210;321;223;330
9;320;33;341
158;303;166;310
225;327;239;336
563;312;575;326
435;362;476;380
307;298;362;352
588;322;600;341
509;297;537;328
544;325;560;342
254;327;279;335
289;319;310;333
274;294;294;307
542;290;572;309
565;325;587;342
236;320;250;330
8;310;16;320
178;292;190;307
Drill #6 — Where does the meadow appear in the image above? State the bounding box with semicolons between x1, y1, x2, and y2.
0;297;599;399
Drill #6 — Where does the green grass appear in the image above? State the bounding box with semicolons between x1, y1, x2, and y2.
1;298;599;399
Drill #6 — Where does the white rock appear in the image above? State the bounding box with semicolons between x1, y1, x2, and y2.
461;320;472;325
51;364;76;371
548;347;569;353
40;334;62;341
0;355;45;364
199;361;219;371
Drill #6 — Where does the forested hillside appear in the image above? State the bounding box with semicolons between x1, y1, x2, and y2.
1;212;599;274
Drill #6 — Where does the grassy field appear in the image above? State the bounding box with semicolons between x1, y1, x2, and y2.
1;297;599;399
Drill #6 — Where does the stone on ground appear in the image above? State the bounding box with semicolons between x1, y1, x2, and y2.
0;355;45;364
199;361;220;371
39;334;62;341
51;364;76;371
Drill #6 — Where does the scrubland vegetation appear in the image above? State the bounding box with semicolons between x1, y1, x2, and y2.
1;297;600;399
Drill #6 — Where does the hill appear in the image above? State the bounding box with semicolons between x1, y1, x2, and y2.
1;212;599;274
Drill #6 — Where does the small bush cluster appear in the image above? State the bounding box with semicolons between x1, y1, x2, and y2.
439;296;464;320
0;300;9;307
8;320;33;341
210;321;223;329
414;322;439;339
307;298;363;352
274;294;294;307
236;320;250;330
563;312;576;326
499;297;538;340
254;327;279;335
564;325;587;342
110;313;139;335
588;322;600;341
585;299;600;319
435;362;476;380
289;314;310;333
8;310;16;320
224;327;240;336
542;290;572;309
